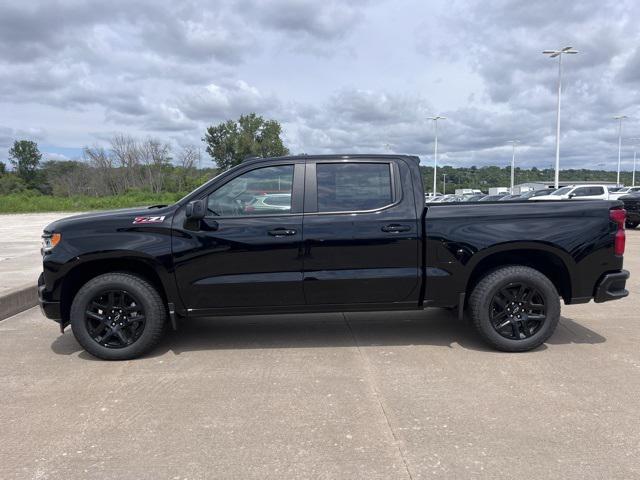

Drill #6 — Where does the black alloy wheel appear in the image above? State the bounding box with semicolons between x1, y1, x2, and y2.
70;272;166;360
85;290;146;348
489;283;546;340
468;265;560;352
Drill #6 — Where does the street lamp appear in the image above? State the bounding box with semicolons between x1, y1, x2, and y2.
543;46;578;189
614;115;628;186
506;140;520;193
442;173;447;194
629;138;640;187
427;116;446;195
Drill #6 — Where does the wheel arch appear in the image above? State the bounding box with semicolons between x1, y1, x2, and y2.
465;244;574;303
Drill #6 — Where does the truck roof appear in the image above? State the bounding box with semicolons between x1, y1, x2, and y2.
242;154;421;164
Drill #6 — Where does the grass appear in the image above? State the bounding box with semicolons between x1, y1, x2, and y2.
0;192;186;213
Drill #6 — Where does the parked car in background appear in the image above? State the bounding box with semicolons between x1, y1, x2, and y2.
430;194;454;203
442;195;465;202
520;189;555;199
531;185;610;201
479;193;508;201
499;194;522;201
463;194;486;202
620;193;640;229
609;186;640;200
244;193;292;213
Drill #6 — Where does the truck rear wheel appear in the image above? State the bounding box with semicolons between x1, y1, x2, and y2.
626;220;638;229
468;266;560;352
70;273;166;360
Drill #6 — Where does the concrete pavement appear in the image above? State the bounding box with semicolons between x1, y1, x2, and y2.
0;230;638;479
0;213;80;319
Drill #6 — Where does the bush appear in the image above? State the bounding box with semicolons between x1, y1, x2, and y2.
0;174;28;195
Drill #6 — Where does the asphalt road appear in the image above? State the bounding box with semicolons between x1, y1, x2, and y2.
1;230;639;479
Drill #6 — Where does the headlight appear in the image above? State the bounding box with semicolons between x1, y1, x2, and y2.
41;233;61;253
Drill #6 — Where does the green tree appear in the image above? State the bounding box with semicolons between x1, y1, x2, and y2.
203;113;289;170
0;161;6;175
8;140;41;184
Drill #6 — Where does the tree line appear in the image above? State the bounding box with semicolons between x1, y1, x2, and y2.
0;112;635;198
0;113;289;197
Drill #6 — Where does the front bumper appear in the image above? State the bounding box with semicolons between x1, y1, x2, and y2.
38;272;61;321
594;270;630;303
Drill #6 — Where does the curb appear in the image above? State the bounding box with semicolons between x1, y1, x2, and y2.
0;284;38;321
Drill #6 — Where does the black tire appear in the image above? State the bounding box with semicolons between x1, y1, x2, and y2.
626;220;639;229
70;273;166;360
468;266;560;352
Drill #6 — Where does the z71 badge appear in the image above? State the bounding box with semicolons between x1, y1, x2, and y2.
132;215;166;224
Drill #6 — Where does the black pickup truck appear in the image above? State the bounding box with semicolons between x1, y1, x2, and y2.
38;155;630;360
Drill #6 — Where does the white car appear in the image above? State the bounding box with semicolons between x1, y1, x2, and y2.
530;184;611;201
609;186;640;200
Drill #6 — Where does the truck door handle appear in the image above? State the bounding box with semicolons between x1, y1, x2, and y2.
268;228;297;236
382;224;411;233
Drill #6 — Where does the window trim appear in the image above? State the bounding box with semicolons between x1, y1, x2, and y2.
304;159;402;215
198;162;305;219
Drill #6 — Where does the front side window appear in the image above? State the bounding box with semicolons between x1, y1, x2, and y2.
207;165;293;216
316;162;393;212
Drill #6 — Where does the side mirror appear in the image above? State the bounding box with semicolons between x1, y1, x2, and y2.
568;193;576;199
186;199;206;220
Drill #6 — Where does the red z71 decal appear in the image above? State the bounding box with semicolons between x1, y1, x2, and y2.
133;216;166;224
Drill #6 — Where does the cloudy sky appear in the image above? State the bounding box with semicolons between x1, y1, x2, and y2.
1;0;639;170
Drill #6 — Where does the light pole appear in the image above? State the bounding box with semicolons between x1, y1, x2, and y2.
507;140;520;193
543;46;578;189
442;173;447;194
629;138;640;187
614;115;628;186
428;116;446;195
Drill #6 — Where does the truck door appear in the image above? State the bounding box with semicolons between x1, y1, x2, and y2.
301;158;420;307
172;161;306;312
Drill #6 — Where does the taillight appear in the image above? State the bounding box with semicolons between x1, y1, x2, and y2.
610;208;626;256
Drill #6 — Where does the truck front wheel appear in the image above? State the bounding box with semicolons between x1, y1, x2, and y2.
468;266;560;352
70;272;167;360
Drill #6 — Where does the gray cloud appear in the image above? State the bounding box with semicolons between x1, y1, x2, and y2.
1;0;640;172
238;0;371;40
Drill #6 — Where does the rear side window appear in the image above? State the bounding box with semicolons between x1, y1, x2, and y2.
316;162;393;212
572;187;591;197
590;187;604;195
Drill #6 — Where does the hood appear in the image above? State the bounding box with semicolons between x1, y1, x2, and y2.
43;204;176;233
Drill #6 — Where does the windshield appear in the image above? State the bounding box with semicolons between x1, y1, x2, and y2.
176;169;228;205
552;187;572;196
